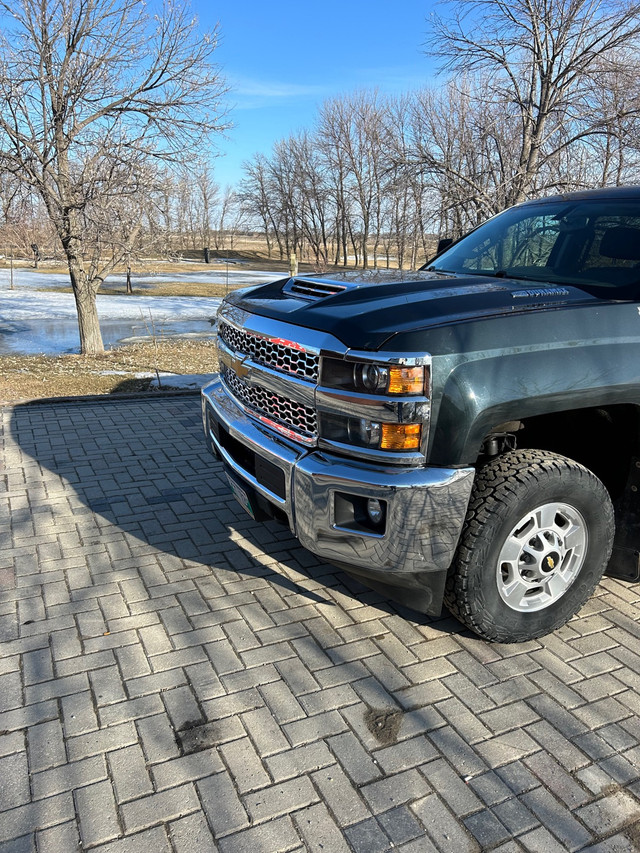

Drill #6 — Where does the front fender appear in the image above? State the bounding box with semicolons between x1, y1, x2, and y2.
429;343;640;465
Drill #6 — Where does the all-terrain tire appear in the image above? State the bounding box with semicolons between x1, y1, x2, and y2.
444;449;614;643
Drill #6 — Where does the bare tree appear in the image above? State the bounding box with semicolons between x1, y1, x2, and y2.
0;0;227;354
195;162;219;252
239;154;278;258
213;187;245;252
426;0;640;209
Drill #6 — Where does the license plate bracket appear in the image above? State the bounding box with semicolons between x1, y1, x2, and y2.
225;472;256;519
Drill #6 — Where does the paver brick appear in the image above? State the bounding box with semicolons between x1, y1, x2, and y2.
56;649;116;677
525;751;591;807
344;817;392;853
240;706;289;756
526;719;591;771
60;691;99;738
217;815;301;853
577;791;640;835
113;644;152;681
220;736;270;793
493;797;540;835
28;719;66;772
197;772;250;838
32;755;107;800
521;787;593;850
75;780;120;847
25;672;88;704
169;813;217;853
312;765;371;826
293;802;351;852
108;745;153;803
22;647;53;686
121;784;200;833
136;714;180;763
361;768;431;814
476;729;541;766
275;657;320;696
284;709;349;747
244;777;319;824
0;730;25;758
412;793;481;853
86;826;172;853
151;747;224;789
0;792;75;843
220;661;281;693
67;721;138;761
0;752;30;810
35;820;81;853
428;726;488;777
5;398;640;853
463;809;512;849
421;757;483;816
161;685;202;730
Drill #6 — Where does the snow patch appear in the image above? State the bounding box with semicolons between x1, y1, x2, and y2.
0;289;221;321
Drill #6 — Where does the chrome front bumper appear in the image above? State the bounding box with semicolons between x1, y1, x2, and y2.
202;376;475;615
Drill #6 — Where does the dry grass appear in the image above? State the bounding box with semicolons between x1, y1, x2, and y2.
0;340;219;405
50;280;250;298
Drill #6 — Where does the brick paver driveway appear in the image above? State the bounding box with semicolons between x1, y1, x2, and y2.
2;395;640;852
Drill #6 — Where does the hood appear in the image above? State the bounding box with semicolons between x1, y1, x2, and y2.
226;268;602;350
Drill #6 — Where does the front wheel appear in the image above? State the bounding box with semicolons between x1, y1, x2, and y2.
445;449;614;643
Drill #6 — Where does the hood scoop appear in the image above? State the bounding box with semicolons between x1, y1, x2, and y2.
284;277;347;300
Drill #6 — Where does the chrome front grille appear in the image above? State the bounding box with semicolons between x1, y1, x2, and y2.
219;320;319;382
221;365;317;440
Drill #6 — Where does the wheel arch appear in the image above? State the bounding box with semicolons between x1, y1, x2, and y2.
478;404;640;582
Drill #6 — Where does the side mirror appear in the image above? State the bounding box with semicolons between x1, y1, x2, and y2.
436;237;453;254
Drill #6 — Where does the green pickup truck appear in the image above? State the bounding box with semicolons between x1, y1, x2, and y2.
202;186;640;642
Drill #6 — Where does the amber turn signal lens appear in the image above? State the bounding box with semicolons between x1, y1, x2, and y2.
380;423;422;450
387;366;424;394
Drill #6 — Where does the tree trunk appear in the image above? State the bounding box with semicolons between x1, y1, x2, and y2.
69;264;105;354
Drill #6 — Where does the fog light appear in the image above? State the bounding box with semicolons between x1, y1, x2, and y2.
367;499;384;524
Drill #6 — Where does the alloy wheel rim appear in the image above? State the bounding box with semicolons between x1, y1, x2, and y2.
496;502;588;612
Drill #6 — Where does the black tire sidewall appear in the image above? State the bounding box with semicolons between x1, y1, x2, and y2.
461;462;612;641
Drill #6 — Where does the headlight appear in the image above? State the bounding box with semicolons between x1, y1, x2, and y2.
323;358;427;395
354;363;388;393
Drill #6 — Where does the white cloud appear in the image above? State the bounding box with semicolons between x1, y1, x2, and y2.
230;75;328;102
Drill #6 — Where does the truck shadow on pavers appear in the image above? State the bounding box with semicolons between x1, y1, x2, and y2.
6;396;458;635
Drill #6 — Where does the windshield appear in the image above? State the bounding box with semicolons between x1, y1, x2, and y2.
425;198;640;295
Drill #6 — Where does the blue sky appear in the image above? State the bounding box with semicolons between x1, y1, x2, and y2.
196;1;437;189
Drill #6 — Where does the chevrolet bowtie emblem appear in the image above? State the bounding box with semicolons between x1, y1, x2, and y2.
546;556;555;570
224;351;251;380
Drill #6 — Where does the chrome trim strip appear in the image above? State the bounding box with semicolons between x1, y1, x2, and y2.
209;426;287;507
316;437;426;466
219;340;316;409
218;303;346;357
342;349;432;367
316;387;430;423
